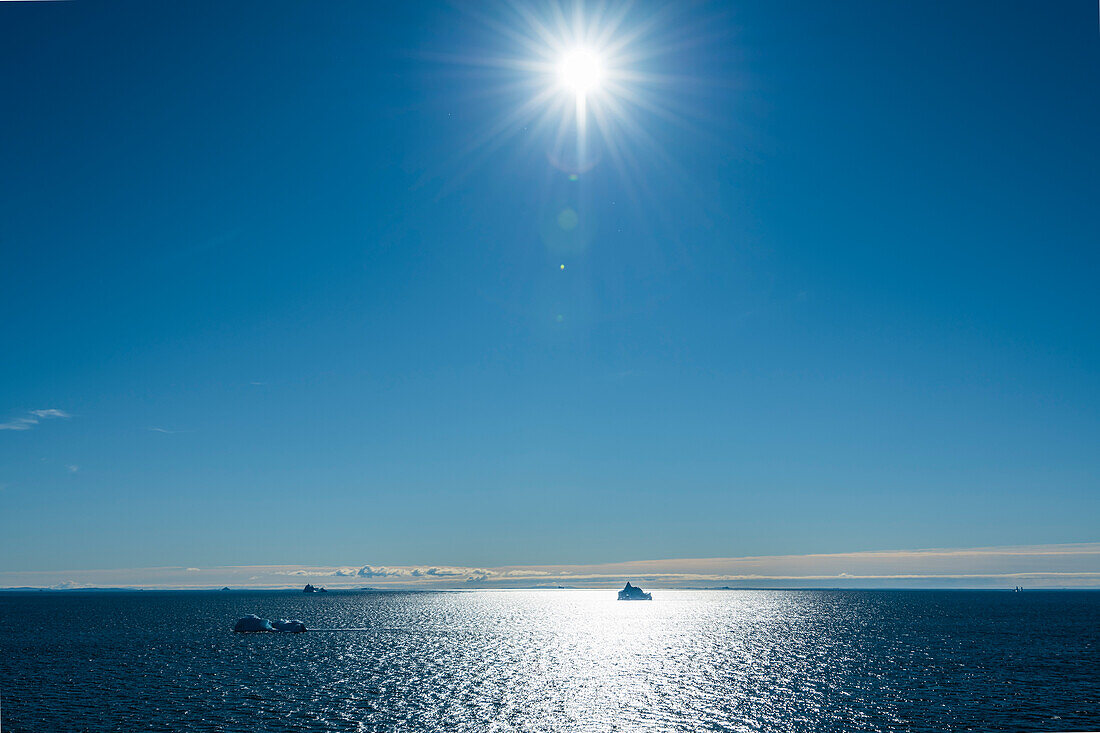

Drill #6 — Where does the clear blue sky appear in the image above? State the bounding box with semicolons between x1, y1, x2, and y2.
1;0;1097;574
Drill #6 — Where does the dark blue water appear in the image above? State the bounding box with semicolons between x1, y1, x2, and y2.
1;590;1097;732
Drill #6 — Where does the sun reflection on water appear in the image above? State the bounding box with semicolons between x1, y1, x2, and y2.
4;589;1099;731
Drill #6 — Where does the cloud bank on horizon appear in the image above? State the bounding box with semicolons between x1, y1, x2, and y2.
5;542;1100;590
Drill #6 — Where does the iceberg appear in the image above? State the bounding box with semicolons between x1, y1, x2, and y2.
233;614;275;632
617;582;652;601
233;615;308;633
303;584;328;593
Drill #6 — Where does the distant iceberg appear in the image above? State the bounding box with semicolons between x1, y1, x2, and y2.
617;582;652;601
233;615;307;633
302;584;328;593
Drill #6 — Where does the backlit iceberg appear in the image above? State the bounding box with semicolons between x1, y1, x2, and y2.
617;582;652;600
233;614;275;632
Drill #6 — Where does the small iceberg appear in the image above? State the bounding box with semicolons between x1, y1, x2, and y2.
302;584;328;593
233;615;308;633
233;614;275;632
617;582;652;601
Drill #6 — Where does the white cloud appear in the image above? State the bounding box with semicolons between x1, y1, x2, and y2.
3;543;1100;590
0;408;71;431
356;565;408;578
0;418;37;431
280;567;361;578
31;409;70;419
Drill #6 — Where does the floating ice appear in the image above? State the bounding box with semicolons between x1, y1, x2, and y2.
233;614;275;632
233;615;307;633
617;582;652;600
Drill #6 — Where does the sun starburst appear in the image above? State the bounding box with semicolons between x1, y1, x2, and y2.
423;0;722;258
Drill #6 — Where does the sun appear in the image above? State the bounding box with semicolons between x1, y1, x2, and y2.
434;1;708;187
557;47;604;97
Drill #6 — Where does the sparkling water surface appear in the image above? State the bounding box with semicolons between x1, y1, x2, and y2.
1;590;1097;732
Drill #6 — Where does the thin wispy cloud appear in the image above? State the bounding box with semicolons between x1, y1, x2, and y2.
3;543;1099;590
0;408;71;431
31;409;69;418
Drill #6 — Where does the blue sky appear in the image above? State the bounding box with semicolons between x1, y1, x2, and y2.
1;0;1098;583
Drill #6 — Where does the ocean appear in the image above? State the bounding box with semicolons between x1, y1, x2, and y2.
0;589;1097;731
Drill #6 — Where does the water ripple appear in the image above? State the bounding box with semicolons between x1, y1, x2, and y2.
0;590;1097;732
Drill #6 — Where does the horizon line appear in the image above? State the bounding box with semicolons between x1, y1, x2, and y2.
4;585;1097;593
2;541;1099;591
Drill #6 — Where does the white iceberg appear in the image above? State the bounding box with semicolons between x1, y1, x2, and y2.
271;618;308;633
